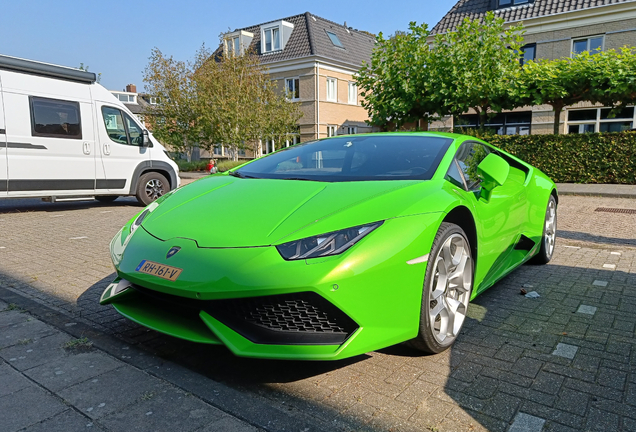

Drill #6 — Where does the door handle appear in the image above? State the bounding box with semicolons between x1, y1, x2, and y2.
103;143;111;155
83;142;91;155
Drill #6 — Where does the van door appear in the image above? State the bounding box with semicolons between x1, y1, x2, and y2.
96;103;149;193
0;75;7;196
1;72;96;197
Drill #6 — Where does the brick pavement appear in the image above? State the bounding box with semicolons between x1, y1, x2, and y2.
0;193;635;431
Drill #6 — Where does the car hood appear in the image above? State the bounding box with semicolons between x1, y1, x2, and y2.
141;175;444;247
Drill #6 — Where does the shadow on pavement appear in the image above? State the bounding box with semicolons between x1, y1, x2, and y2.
558;230;636;247
3;245;636;431
0;197;140;214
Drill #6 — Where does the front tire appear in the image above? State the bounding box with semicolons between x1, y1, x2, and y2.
408;222;474;354
530;195;557;264
136;172;169;206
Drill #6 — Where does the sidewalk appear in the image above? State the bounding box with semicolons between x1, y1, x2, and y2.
556;183;636;199
0;297;262;432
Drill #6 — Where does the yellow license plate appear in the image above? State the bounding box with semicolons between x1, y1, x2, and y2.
135;260;183;281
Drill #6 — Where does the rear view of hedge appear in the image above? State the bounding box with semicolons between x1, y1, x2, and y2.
482;132;636;184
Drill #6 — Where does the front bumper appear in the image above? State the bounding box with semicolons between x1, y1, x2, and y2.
102;213;442;360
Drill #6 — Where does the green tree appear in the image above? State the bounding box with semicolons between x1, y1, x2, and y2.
78;63;101;83
143;46;210;162
430;12;525;127
196;47;302;161
515;48;636;134
356;22;438;130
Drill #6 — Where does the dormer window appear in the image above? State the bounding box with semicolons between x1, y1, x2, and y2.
498;0;529;7
223;30;254;56
260;20;294;54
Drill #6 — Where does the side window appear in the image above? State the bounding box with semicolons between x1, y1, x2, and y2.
124;113;142;145
445;159;466;189
102;107;144;146
30;97;82;139
455;142;491;191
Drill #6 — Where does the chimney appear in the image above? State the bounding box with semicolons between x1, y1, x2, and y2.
125;84;137;93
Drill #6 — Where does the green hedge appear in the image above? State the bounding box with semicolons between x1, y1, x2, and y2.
478;132;636;184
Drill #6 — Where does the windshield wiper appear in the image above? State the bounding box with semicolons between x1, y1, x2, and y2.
229;171;258;179
280;177;325;182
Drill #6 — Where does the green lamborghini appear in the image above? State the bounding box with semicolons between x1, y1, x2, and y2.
101;132;557;360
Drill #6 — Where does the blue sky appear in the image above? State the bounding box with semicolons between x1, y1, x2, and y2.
0;1;450;92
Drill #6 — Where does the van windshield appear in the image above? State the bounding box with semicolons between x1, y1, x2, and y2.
234;135;453;182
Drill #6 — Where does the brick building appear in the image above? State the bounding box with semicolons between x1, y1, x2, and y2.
430;0;636;135
212;12;377;158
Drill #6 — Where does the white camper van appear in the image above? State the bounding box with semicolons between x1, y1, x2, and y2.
0;54;179;205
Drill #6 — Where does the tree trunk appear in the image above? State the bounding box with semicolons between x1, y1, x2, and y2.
183;135;191;162
552;103;564;135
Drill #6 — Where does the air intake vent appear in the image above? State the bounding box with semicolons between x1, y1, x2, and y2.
207;292;359;345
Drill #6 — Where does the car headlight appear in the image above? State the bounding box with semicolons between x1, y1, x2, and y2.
276;221;383;260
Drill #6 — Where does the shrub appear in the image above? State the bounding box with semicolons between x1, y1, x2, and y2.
175;160;208;172
217;160;245;172
476;131;636;184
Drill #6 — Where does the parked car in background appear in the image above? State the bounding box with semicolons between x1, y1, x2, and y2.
0;54;179;205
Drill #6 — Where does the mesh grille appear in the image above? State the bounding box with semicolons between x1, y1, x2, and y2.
208;292;359;345
222;297;346;333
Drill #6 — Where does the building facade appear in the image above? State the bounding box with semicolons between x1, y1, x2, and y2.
430;0;636;135
212;12;377;158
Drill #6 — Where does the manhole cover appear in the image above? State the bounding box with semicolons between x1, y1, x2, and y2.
595;207;636;214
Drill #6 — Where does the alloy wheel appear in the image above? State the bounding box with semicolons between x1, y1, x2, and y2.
145;179;165;201
428;234;472;346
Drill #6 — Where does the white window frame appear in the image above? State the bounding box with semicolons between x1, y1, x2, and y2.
346;126;357;135
284;77;300;101
326;77;337;102
327;125;337;137
263;26;280;53
348;82;357;105
565;106;635;134
571;35;605;57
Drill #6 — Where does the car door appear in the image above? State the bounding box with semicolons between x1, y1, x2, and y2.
449;141;526;292
96;103;149;193
0;75;7;196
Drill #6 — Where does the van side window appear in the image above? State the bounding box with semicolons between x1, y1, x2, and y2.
102;107;143;146
30;97;82;139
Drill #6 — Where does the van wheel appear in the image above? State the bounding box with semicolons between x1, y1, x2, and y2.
95;196;118;203
136;172;169;206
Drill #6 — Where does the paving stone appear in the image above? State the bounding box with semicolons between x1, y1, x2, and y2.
509;412;546;432
592;280;608;287
552;343;579;359
198;415;260;432
0;318;57;349
584;407;620;431
24;351;121;392
0;385;67;431
99;386;225;432
576;305;597;315
58;365;167;419
481;392;521;422
597;367;627;390
0;362;32;397
21;409;98;432
556;388;589;416
0;332;72;371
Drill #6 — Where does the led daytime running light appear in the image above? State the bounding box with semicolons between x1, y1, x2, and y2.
276;221;383;260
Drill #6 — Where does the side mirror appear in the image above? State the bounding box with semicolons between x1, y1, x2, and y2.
477;153;509;201
141;130;151;147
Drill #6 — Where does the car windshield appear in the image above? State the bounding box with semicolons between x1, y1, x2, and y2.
234;135;453;182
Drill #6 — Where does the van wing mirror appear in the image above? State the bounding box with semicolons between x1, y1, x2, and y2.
477;153;509;202
141;130;151;147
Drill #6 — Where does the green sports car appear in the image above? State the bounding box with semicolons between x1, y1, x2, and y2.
101;132;557;360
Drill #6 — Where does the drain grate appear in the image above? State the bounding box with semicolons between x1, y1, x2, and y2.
595;207;636;214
